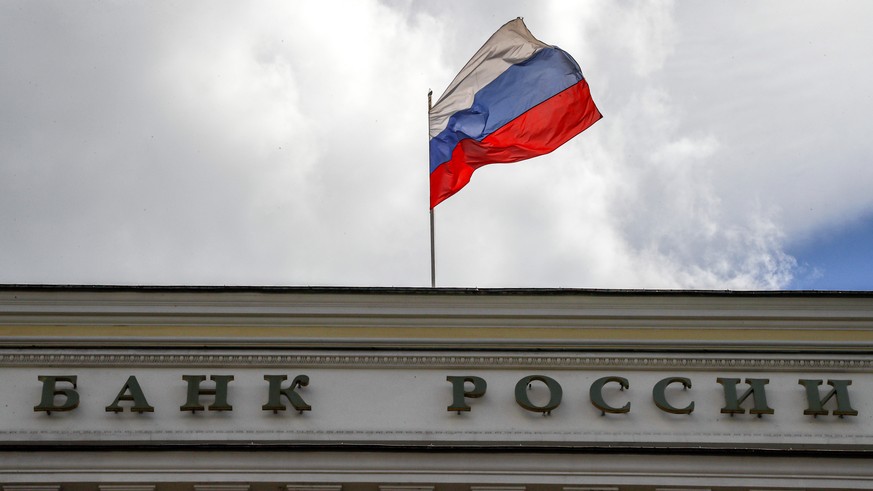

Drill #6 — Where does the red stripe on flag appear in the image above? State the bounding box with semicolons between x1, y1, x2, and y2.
430;79;601;209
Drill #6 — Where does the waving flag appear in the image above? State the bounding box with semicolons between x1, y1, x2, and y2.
429;18;602;208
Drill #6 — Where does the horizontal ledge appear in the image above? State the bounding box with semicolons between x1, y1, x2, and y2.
3;449;873;488
1;349;872;370
3;284;873;296
3;440;873;452
4;335;873;352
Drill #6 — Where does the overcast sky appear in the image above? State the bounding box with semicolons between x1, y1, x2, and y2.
2;1;872;290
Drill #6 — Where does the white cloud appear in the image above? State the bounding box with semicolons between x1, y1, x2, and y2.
0;1;870;289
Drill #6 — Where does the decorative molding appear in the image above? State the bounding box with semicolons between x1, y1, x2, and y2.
193;486;250;491
2;451;873;488
378;487;434;491
3;288;873;352
0;350;871;371
471;487;525;491
2;427;872;445
2;487;60;491
287;486;342;491
99;486;156;491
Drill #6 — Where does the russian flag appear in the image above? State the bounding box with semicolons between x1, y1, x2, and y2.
429;18;602;208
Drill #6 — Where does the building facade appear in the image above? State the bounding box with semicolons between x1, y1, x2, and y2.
2;286;873;490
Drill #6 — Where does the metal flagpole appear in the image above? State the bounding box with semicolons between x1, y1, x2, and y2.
428;89;436;288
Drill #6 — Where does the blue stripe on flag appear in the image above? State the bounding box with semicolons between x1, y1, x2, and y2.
429;47;584;173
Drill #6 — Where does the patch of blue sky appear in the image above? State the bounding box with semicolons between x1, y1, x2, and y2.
787;211;873;290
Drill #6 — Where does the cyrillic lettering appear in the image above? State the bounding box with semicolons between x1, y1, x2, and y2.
717;377;773;416
180;375;234;412
653;376;694;414
446;375;487;412
799;379;858;417
34;375;79;414
515;375;562;414
263;374;311;413
590;376;630;414
106;375;154;413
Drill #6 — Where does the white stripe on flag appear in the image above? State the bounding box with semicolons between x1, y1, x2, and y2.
429;18;547;138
